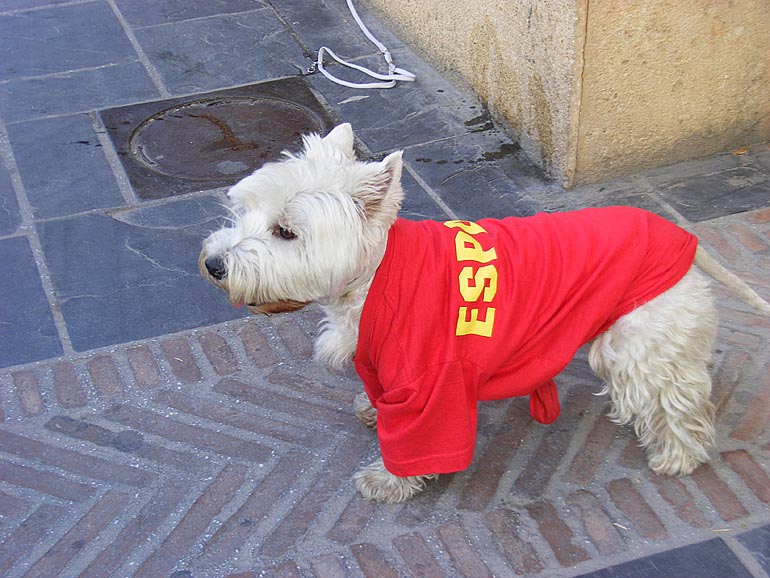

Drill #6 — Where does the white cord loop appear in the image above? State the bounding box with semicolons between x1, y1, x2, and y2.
316;0;416;89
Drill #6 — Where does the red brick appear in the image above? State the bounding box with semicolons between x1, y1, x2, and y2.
134;464;248;578
606;478;666;540
393;533;444;578
310;554;352;577
272;316;314;358
485;509;544;574
730;364;770;441
240;323;279;367
747;207;770;224
80;482;192;578
86;354;123;398
719;305;770;330
0;490;25;516
620;438;648;470
52;361;87;408
199;331;239;375
161;338;201;382
267;369;355;406
647;472;709;527
0;459;95;501
12;370;44;416
712;350;750;415
514;388;594;498
458;402;531;511
566;414;619;485
526;499;589;566
260;435;371;558
0;503;66;574
690;463;748;521
328;496;377;543
214;377;359;430
0;429;153;487
396;475;453;528
566;490;625;556
723;450;770;503
351;544;399;578
46;414;199;474
46;415;113;446
265;562;302;578
727;223;769;253
23;491;130;578
717;329;761;351
437;522;492;577
104;404;272;462
205;451;310;564
694;227;739;263
155;388;326;448
126;344;163;389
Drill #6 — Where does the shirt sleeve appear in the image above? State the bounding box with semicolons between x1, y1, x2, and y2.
374;360;478;477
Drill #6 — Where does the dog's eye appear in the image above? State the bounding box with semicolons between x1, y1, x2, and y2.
274;226;297;240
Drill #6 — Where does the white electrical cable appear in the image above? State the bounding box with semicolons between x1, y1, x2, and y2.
316;0;416;89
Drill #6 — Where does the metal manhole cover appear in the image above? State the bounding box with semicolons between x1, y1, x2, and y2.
100;78;338;200
130;97;323;181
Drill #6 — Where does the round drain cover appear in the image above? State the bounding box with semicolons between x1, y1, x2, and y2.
129;96;325;181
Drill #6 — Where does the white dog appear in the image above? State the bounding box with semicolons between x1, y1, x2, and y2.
200;123;770;503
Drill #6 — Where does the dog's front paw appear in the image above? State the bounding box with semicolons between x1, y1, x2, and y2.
353;392;377;428
353;459;437;503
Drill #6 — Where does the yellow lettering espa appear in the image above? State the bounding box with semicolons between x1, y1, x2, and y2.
444;220;497;263
453;231;497;264
458;265;498;302
456;307;496;337
443;220;500;338
443;220;488;235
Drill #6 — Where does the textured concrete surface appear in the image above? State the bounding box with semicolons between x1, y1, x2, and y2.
1;1;770;577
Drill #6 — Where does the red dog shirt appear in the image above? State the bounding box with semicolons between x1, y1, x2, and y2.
354;207;698;477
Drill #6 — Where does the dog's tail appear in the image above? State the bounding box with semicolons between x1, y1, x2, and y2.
695;245;770;315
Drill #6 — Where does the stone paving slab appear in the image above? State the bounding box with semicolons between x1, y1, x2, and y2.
7;113;126;219
0;1;769;577
0;237;62;367
132;7;308;95
36;195;243;351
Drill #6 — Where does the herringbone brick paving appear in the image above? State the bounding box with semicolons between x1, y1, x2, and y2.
0;205;768;577
1;0;770;576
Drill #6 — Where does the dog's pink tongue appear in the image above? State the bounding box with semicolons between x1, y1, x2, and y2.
233;300;244;308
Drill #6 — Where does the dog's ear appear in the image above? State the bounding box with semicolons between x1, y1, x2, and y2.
353;151;404;222
322;123;355;161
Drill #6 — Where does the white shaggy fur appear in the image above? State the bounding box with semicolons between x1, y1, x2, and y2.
200;123;770;503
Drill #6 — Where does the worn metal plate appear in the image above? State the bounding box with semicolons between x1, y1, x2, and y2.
100;77;338;200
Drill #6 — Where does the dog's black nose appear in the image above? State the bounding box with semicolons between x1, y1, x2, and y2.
205;256;227;280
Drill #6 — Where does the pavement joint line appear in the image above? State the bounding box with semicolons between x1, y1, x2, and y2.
0;116;76;356
106;0;171;99
89;111;140;207
0;62;127;86
721;535;770;578
403;160;458;219
0;0;94;17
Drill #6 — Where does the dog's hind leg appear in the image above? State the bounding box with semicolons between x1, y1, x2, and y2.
354;459;437;503
589;268;718;476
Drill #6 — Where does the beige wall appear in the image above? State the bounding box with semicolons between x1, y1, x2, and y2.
574;0;770;185
362;0;581;180
364;0;770;187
